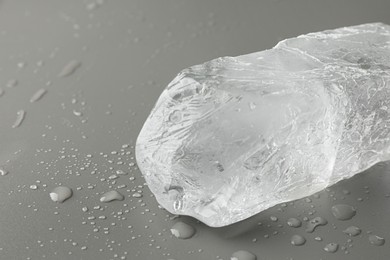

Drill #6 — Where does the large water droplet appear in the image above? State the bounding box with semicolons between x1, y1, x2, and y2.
170;221;196;239
50;186;73;203
305;217;327;233
343;226;361;236
369;235;385;246
100;190;124;202
231;250;257;260
324;243;338;253
331;204;356;220
291;235;306;246
287;218;301;228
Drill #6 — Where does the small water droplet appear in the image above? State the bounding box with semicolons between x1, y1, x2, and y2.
313;193;320;199
291;235;306;246
86;2;98;10
331;204;356;220
0;168;8;176
343;226;361;236
12;110;26;128
306;217;327;233
58;60;81;77
369;235;385;246
132;192;142;198
324;243;339;253
30;88;47;103
170;222;196;239
50;186;73;203
108;174;118;180
230;250;257;260
73;110;83;117
270;216;278;222
116;170;127;175
314;236;322;241
287;218;301;228
29;185;38;190
100;190;124;202
6;79;18;88
17;62;26;69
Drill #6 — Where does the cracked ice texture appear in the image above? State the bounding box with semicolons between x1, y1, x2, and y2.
136;23;390;227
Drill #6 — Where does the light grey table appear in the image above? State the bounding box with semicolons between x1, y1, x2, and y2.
1;1;390;259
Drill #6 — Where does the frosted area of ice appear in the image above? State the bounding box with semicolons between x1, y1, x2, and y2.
136;23;390;227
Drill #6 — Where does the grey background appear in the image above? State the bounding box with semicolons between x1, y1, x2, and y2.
0;0;390;259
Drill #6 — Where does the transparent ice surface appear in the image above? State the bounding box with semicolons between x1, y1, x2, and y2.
136;23;390;227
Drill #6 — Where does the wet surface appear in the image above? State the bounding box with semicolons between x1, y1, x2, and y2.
0;0;390;259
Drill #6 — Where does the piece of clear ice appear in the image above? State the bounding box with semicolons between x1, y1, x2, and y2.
136;23;390;227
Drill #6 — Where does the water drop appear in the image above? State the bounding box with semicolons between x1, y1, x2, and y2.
291;235;306;246
270;216;278;222
116;170;127;175
331;204;356;220
6;79;18;88
343;226;361;236
50;186;73;203
73;110;83;117
170;221;196;239
324;243;339;253
305;217;327;233
86;2;98;11
369;235;385;246
287;218;301;228
17;62;26;69
58;60;81;77
132;192;142;198
30;88;47;103
12;110;26;128
30;185;38;190
0;168;8;176
231;250;257;260
100;190;124;202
